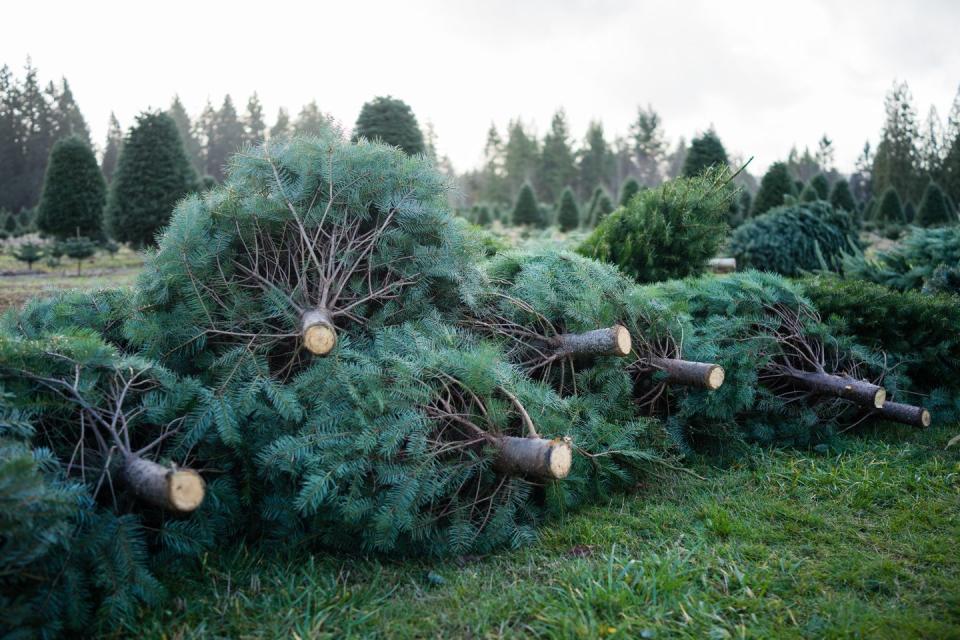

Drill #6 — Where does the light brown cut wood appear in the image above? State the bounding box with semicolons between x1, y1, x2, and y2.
650;358;726;390
785;370;885;409
877;401;931;428
555;325;632;357
495;436;573;479
302;309;337;355
123;456;205;512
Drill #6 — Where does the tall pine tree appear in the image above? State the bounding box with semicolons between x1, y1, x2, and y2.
682;129;728;177
872;81;921;203
538;109;577;203
753;162;795;215
630;105;666;186
168;96;204;175
243;93;266;145
106;112;197;247
269;107;291;139
293;100;329;136
205;95;244;182
100;113;123;183
578;121;612;200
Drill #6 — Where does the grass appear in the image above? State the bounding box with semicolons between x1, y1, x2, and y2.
133;424;960;639
0;245;142;311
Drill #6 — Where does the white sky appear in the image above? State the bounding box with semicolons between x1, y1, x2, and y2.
3;0;959;174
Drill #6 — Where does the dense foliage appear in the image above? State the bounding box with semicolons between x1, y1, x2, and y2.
36;136;105;240
752;162;795;216
556;186;580;231
844;224;960;291
105;112;198;247
682;130;728;178
352;96;425;156
511;182;542;227
579;166;733;283
729;201;860;276
915;181;956;226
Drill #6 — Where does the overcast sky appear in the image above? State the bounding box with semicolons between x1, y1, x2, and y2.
4;0;959;174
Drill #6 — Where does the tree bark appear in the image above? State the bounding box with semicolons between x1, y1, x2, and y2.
495;436;573;479
302;308;337;356
876;401;931;428
123;455;205;512
649;358;725;390
554;325;631;357
784;369;886;409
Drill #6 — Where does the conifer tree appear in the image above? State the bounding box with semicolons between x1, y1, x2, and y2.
12;241;44;270
168;95;204;175
511;182;542;227
269;107;291;139
580;166;733;283
352;96;425;155
205;95;244;181
682;129;728;177
36;136;105;240
594;192;615;226
556;186;580;231
503;119;540;196
106;112;197;247
942;85;960;206
630;105;666;186
809;173;830;199
129;132;482;379
578;122;612;199
584;185;604;225
800;183;819;202
874;186;906;225
49;79;90;145
243;92;266;145
538;110;577;203
829;179;857;212
100;112;123;182
915;181;955;226
753;161;795;215
292;100;328;136
618;176;640;207
872;81;922;203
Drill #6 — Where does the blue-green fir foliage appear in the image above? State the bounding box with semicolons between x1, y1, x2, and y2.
844;225;960;292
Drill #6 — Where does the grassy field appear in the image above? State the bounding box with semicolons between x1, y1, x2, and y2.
2;245;957;639
132;425;959;640
0;244;142;311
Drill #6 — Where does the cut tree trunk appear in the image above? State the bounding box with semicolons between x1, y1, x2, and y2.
123;455;205;512
785;369;886;409
650;358;725;390
302;309;337;356
495;436;573;480
877;401;931;428
554;325;631;357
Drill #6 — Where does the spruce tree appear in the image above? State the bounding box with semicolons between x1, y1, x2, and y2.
594;192;615;225
810;173;830;199
915;181;954;226
829;179;857;212
580;166;733;283
556;186;580;231
167;95;204;175
872;81;922;203
503;120;540;196
800;183;819;202
100;113;123;182
753;162;795;215
352;96;425;155
205;95;244;181
269;107;291;139
874;186;906;225
630;105;667;186
511;182;541;227
538;110;577;203
12;242;44;270
942;86;960;206
36;136;105;240
619;176;641;207
48;79;90;146
243;92;266;145
293;100;328;136
682;129;728;177
106;112;197;247
578;122;612;199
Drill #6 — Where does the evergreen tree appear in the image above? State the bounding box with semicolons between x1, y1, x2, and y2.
829;179;857;212
580;166;733;283
478;123;509;205
809;173;830;199
556;186;580;231
243;92;266;145
503;119;539;196
352;96;424;155
915;181;955;226
594;192;615;226
193;100;216;175
49;79;90;145
800;184;819;202
205;95;244;181
584;185;604;226
12;242;44;270
100;112;123;182
36;136;106;240
0;65;21;212
511;182;541;227
942;85;960;207
106;112;197;247
293;100;329;136
538;109;577;203
61;235;96;275
269;107;291;139
619;176;641;207
753;161;795;215
629;105;666;186
16;60;55;212
682;129;728;177
851;141;874;203
874;186;906;225
919;105;944;178
737;190;753;221
167;95;204;175
872;81;922;203
904;201;916;224
578;121;612;199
